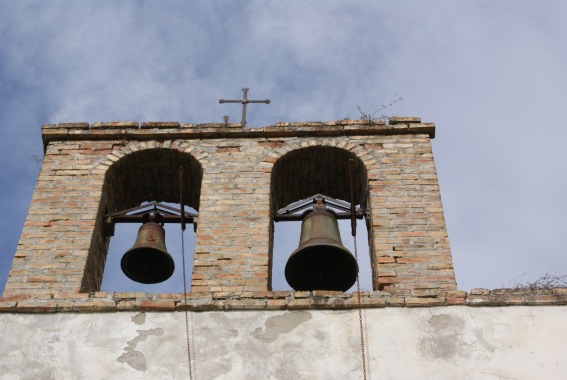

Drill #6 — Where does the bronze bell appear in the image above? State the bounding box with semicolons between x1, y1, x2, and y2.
121;212;175;284
285;200;358;291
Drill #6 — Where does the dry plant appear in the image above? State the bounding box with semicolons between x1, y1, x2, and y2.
521;273;567;290
357;95;403;124
508;273;567;290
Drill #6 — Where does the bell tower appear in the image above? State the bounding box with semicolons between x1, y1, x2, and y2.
2;117;456;301
3;117;566;380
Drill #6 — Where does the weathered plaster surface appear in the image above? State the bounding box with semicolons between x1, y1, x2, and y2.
0;306;565;379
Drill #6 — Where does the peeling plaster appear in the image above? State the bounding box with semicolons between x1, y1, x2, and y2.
117;328;164;372
132;312;146;325
419;313;470;362
251;311;312;343
0;307;565;379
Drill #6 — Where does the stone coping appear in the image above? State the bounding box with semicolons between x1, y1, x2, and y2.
1;288;566;313
41;118;435;149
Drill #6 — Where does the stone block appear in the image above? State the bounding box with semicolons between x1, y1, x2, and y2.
113;292;148;299
0;300;17;311
57;122;89;130
266;299;287;308
383;297;405;306
139;300;176;311
312;290;351;298
91;121;138;129
443;290;467;298
286;298;314;309
446;297;466;305
74;299;116;311
140;122;180;129
470;288;490;295
16;300;58;312
389;117;421;124
405;297;445;307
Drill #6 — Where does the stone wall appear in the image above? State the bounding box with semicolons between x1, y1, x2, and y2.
1;118;566;380
0;305;566;379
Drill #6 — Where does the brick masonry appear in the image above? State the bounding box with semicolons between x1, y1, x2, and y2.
2;117;458;304
1;289;566;313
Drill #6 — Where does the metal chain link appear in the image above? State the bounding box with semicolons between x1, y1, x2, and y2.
179;167;194;380
349;159;367;380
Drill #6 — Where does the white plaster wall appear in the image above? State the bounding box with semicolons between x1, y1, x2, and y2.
0;306;565;380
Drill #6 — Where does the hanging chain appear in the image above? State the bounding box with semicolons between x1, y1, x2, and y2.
349;159;367;380
179;167;194;380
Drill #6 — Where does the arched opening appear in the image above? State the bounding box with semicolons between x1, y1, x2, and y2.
270;146;373;292
81;148;202;293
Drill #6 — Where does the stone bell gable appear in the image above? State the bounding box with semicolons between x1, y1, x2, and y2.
2;118;567;380
3;117;456;306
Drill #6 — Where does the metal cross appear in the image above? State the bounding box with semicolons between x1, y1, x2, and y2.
219;87;270;126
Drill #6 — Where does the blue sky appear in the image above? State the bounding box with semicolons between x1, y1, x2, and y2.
1;1;566;294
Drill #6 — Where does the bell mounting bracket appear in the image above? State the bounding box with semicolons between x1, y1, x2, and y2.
275;194;365;222
104;201;198;236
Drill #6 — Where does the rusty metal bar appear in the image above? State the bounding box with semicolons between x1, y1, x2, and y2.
108;215;197;224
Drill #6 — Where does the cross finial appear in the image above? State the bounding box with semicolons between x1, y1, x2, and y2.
219;88;270;127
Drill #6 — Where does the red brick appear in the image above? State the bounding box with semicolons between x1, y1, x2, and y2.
5;118;458;306
139;301;175;311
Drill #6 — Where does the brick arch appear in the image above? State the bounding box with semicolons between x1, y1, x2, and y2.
268;143;370;213
268;142;374;292
81;144;203;292
89;140;208;177
103;148;203;212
